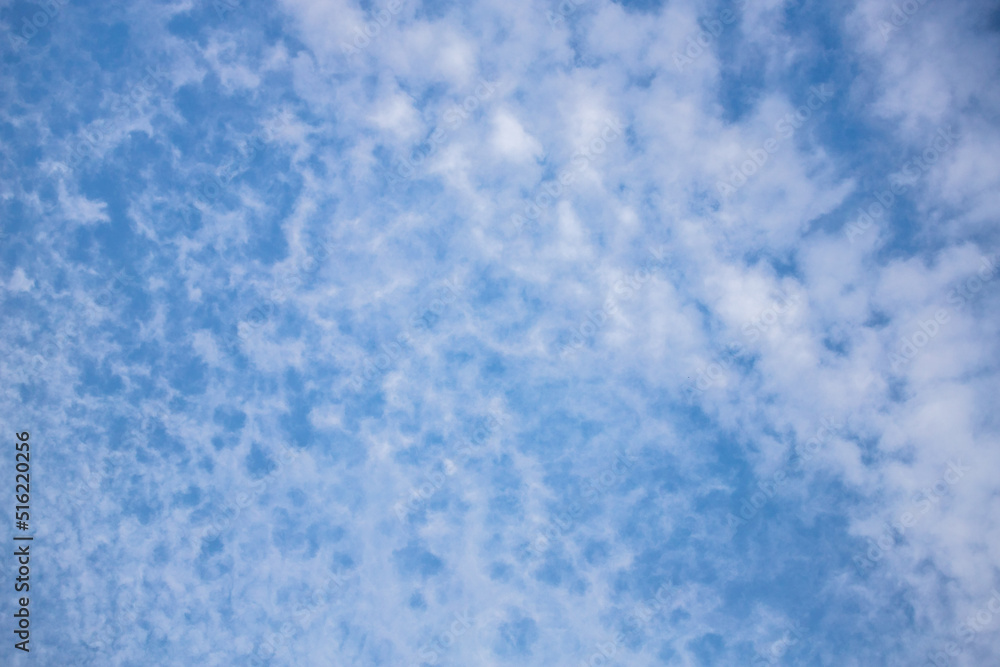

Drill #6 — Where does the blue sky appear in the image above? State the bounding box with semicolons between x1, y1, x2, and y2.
2;0;999;665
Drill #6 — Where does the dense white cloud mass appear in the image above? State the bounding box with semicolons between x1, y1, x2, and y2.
1;0;998;664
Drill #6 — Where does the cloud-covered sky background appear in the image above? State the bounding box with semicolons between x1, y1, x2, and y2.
2;0;999;664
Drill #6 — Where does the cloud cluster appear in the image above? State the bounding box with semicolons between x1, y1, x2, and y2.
1;0;998;664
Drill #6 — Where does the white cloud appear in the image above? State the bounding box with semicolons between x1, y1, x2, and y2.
490;109;543;163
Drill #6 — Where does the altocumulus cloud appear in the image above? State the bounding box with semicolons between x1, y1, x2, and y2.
1;0;999;664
